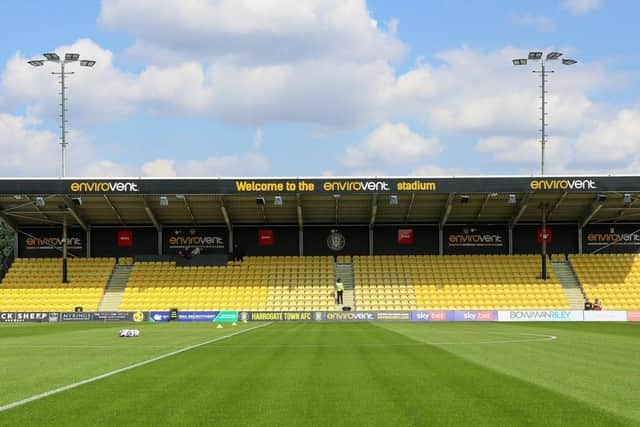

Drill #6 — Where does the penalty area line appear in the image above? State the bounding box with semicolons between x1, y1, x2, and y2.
0;322;271;413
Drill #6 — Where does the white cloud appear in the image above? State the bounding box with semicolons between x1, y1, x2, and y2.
511;15;556;32
476;135;575;173
0;113;134;177
343;122;440;169
384;47;606;137
0;111;271;177
561;0;601;14
575;109;640;165
99;0;405;65
0;114;60;175
141;159;177;177
180;151;270;176
411;164;476;176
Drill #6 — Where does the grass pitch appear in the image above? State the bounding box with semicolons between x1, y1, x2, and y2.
0;322;638;426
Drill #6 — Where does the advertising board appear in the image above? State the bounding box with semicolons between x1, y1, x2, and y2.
149;311;238;322
410;311;497;322
92;312;146;322
60;312;93;322
0;312;49;323
411;311;449;322
239;311;314;321
583;311;628;322
498;311;584;322
4;176;640;196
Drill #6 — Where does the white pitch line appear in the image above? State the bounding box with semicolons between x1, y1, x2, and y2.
0;322;271;413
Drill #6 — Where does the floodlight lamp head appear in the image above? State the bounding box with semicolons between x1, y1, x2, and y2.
159;196;169;207
35;197;46;207
273;195;283;206
528;51;543;60
512;58;527;66
546;52;563;60
389;195;399;206
28;60;45;67
80;60;96;67
43;52;60;62
562;59;577;65
64;53;80;62
623;193;632;204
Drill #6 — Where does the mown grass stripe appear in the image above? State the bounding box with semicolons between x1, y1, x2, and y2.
0;322;270;413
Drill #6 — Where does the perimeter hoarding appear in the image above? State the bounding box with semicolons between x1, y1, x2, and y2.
498;311;584;322
411;311;498;322
149;311;238;322
0;312;49;322
56;312;147;322
2;176;640;195
583;311;628;322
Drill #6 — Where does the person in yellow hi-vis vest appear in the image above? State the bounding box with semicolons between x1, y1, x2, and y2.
335;278;344;305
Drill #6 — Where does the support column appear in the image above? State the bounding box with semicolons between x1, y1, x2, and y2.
578;227;583;254
369;227;374;256
86;228;91;258
62;215;68;283
438;227;444;255
299;229;304;256
541;205;548;280
14;230;19;257
508;227;513;255
157;229;162;255
228;229;234;255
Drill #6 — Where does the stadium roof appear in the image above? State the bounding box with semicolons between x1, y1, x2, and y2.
1;176;640;229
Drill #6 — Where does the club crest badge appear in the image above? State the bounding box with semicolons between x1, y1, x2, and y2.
327;230;346;251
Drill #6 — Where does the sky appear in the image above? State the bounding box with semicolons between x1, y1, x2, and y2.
0;0;639;178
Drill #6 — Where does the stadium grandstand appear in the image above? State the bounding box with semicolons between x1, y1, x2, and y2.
2;176;640;312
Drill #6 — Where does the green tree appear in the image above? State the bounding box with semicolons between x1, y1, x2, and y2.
0;222;15;258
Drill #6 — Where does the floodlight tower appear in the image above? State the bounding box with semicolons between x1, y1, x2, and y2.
28;53;96;177
512;51;577;176
512;51;577;281
27;52;96;284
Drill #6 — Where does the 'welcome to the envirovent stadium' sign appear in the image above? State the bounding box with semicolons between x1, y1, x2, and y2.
0;176;639;195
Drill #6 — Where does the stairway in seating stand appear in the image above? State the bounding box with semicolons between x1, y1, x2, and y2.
552;260;586;310
334;262;355;310
97;264;133;311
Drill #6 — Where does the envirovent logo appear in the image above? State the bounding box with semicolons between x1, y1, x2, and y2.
322;180;390;192
69;181;139;193
529;179;596;191
448;234;503;247
168;229;224;249
586;232;640;245
25;237;83;249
